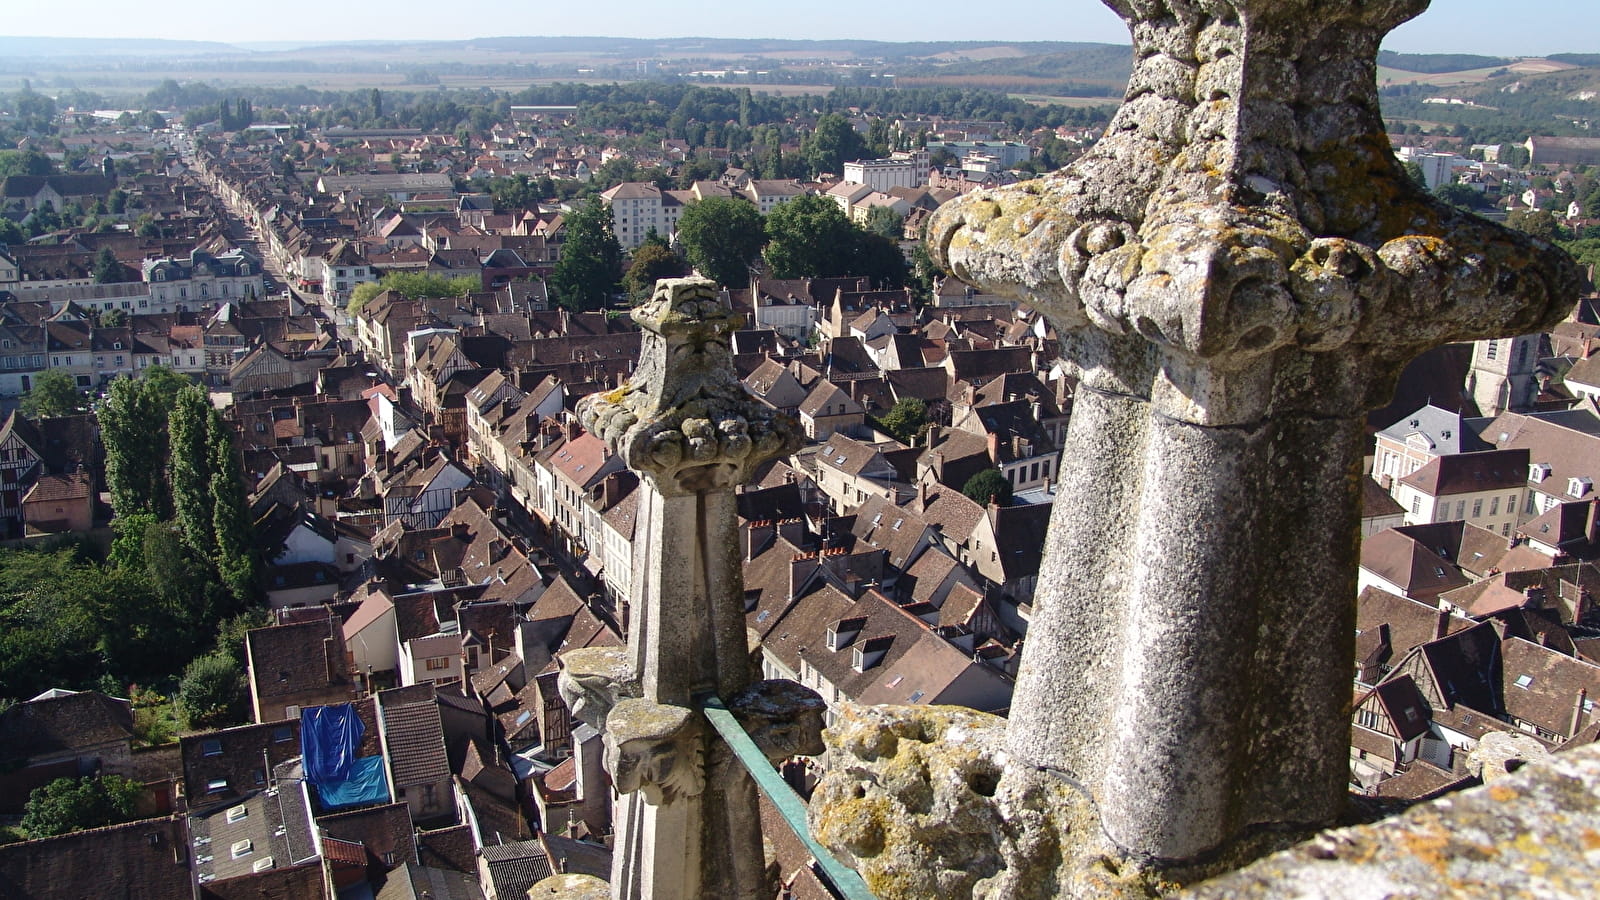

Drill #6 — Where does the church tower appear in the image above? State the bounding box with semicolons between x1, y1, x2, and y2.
1467;334;1542;416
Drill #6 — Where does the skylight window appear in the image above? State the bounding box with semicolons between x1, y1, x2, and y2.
1514;674;1534;689
225;805;247;824
231;839;253;859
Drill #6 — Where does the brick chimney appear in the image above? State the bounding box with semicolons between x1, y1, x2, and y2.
743;520;776;561
1433;607;1452;641
1572;688;1589;738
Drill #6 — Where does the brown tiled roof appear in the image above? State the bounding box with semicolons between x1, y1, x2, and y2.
0;816;191;900
0;690;133;766
198;863;328;900
245;617;352;713
180;719;301;802
1398;448;1529;496
1500;637;1600;738
318;802;418;870
378;689;451;788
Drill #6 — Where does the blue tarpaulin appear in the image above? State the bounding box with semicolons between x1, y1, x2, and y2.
314;755;390;810
302;703;364;785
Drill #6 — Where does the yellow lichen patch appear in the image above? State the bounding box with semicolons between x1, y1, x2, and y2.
1394;827;1454;873
1580;828;1600;851
1488;784;1518;803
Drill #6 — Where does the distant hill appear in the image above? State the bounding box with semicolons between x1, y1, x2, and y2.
0;36;246;58
1377;51;1512;74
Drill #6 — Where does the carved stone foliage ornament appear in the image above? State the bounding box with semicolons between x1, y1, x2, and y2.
578;278;802;495
928;0;1579;426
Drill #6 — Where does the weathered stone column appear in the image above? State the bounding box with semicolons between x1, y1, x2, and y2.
567;278;804;900
914;0;1580;879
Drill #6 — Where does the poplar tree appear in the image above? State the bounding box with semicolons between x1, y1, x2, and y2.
208;411;258;602
167;386;215;556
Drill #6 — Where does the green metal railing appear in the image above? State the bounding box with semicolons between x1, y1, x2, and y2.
700;695;877;900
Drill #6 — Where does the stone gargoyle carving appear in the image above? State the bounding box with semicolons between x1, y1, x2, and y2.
727;679;827;763
557;646;641;732
604;698;707;806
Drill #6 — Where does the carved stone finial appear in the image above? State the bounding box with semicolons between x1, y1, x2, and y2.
578;278;802;495
843;0;1586;882
929;0;1578;425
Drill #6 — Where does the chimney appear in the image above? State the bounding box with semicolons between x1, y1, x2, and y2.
777;517;807;549
987;431;1001;464
789;552;819;601
743;520;776;561
1572;688;1589;738
919;479;930;507
925;423;939;447
1433;607;1451;641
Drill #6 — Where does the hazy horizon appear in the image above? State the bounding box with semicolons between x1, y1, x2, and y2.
2;1;1595;58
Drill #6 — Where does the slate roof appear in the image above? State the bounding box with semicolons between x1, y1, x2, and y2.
1377;404;1491;454
481;839;554;899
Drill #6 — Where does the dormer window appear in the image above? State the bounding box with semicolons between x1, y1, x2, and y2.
1531;463;1552;484
1569;476;1593;498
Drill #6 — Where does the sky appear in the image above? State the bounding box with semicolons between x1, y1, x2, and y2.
3;1;1597;57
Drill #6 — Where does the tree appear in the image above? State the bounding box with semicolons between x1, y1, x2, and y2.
962;468;1013;507
1433;183;1484;211
100;367;190;518
22;776;143;838
1403;161;1427;188
863;205;904;240
347;271;477;314
18;369;84;419
1507;209;1560;242
92;247;124;283
802;113;867;178
177;651;246;729
623;236;687;300
207;410;259;604
550;198;623;311
762;194;861;278
0;149;55;178
676;197;765;288
168;387;215;556
877;398;927;445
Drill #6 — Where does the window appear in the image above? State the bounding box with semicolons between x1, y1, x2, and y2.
1454;500;1466;520
1514;674;1534;689
1490;497;1500;516
206;778;228;793
200;739;223;756
426;656;452;671
1472;499;1483;518
1410;496;1420;515
226;805;247;823
271;726;293;743
231;839;253;859
1486;340;1498;360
